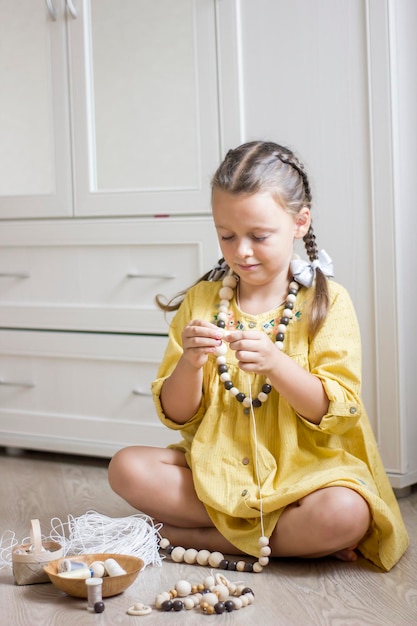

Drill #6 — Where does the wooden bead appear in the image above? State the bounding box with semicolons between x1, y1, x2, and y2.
196;550;211;566
203;575;215;588
208;551;224;567
155;592;170;609
175;580;192;597
183;597;195;610
171;546;186;562
183;548;198;564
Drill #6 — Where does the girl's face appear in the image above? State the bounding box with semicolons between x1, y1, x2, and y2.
212;189;310;287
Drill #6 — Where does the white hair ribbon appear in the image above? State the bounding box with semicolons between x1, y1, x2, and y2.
290;249;334;287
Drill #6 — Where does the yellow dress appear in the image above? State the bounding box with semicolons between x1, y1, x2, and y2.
151;280;409;570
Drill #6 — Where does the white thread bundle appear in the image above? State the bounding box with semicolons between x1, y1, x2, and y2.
0;510;163;571
49;511;163;568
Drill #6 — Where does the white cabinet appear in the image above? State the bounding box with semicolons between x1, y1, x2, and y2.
0;0;221;219
0;217;219;455
0;217;218;334
0;330;180;456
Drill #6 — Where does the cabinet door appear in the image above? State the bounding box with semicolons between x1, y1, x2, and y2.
69;0;221;217
0;0;72;219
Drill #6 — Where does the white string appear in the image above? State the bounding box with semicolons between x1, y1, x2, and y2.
246;374;266;538
0;530;18;570
49;511;163;568
0;510;163;571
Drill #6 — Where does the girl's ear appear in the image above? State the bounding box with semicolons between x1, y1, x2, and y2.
294;207;311;239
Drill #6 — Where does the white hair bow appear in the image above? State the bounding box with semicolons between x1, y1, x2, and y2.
290;249;334;287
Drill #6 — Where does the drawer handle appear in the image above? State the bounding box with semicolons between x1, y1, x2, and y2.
0;272;30;278
65;0;77;18
46;0;57;20
132;388;152;397
126;272;176;279
0;379;35;388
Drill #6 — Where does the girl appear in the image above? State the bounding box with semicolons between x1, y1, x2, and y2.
108;141;408;571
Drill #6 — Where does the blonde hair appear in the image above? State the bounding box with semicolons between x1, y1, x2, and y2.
157;141;329;337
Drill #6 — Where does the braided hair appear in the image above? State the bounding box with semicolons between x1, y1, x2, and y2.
157;141;329;337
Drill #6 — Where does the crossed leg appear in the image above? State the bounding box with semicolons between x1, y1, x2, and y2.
108;446;370;561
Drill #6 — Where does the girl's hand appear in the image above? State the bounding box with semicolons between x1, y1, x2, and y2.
225;330;280;375
181;320;224;369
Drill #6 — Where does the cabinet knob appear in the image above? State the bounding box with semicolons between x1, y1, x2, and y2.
132;388;152;397
65;0;77;19
0;379;35;388
126;272;176;279
46;0;57;21
0;272;30;278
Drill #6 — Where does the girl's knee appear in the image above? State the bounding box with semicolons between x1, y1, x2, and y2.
108;446;139;493
323;487;370;541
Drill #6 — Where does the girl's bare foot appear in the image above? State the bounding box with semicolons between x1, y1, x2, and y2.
332;545;358;561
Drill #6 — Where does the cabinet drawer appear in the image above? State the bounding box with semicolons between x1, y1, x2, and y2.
0;217;219;333
0;330;180;457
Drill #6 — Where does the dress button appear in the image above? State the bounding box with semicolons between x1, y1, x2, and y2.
349;407;357;414
241;489;248;496
248;322;256;328
242;457;250;465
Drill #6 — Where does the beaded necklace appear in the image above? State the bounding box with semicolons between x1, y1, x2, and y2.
214;271;299;412
159;272;300;574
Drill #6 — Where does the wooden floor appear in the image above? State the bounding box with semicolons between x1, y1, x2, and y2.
0;448;416;626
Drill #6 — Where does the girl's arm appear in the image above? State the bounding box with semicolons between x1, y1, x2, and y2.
264;351;329;424
226;332;328;424
226;284;361;426
160;319;223;424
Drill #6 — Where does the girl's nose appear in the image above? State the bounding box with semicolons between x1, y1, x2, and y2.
236;238;253;258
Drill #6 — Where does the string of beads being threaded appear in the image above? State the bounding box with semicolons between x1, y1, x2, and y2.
214;271;299;412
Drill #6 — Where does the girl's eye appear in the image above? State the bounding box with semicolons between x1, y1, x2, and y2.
220;235;234;241
252;235;267;241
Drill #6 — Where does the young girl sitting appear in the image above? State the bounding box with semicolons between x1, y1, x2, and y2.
108;140;408;571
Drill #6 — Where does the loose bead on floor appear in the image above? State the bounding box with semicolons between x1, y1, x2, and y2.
154;573;255;615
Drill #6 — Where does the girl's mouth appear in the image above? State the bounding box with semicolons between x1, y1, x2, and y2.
237;263;259;271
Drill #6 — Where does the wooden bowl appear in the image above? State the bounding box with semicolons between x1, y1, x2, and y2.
43;553;144;598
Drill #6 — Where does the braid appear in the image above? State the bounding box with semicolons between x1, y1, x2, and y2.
277;151;312;207
303;225;329;337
